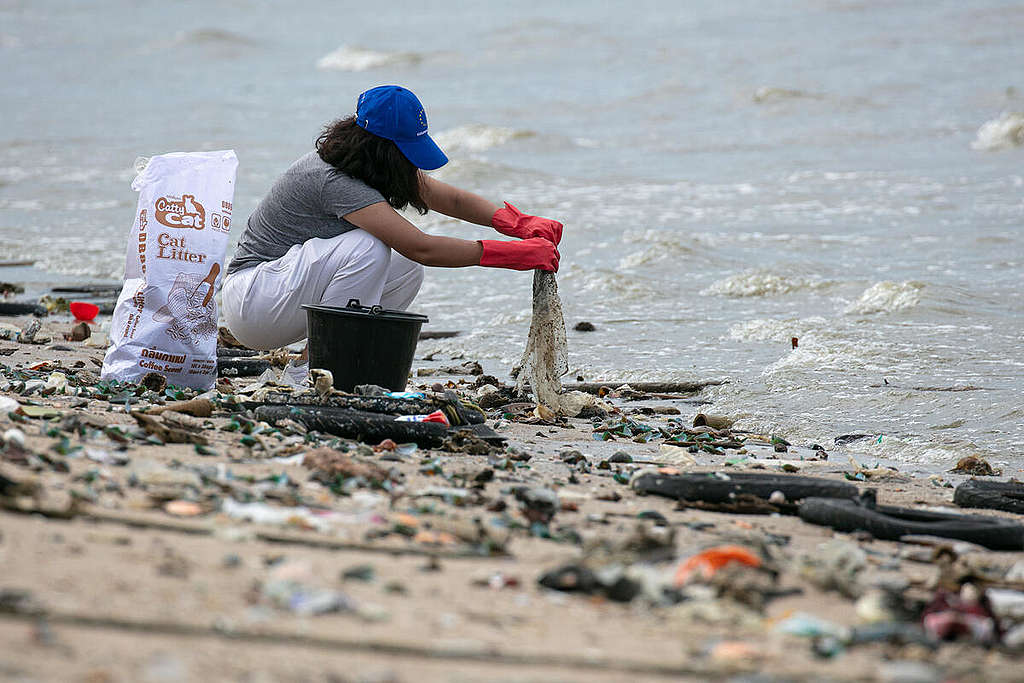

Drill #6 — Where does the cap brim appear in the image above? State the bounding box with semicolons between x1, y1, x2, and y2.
395;134;448;171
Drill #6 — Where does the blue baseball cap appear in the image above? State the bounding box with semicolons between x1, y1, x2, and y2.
355;85;448;170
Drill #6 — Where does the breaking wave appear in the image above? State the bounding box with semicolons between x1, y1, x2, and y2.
971;112;1024;151
616;229;698;268
844;281;923;315
759;338;896;390
561;266;651;298
702;268;831;298
316;45;422;71
432;125;534;154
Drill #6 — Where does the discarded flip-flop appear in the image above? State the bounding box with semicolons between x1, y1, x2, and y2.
953;479;1024;515
799;493;1024;551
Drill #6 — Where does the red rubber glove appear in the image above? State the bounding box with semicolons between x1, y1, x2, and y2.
491;202;563;245
479;238;559;272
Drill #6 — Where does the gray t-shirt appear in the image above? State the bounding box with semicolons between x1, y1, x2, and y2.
227;151;385;274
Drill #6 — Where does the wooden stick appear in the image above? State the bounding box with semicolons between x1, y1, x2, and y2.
71;507;498;559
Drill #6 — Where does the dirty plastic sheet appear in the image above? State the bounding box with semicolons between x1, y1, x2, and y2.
515;270;568;412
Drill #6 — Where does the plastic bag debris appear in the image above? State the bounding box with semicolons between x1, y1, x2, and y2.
515;270;568;413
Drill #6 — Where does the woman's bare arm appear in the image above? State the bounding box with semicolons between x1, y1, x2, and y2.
344;201;483;267
420;174;499;226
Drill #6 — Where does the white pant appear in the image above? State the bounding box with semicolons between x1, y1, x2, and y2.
221;229;424;349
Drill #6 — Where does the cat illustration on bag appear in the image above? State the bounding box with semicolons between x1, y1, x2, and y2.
152;262;220;344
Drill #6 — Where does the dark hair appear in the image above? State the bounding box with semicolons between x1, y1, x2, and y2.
316;116;427;214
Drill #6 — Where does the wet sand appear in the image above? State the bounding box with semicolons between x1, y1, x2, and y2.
0;313;1022;682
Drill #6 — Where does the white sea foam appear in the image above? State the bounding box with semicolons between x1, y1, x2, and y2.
169;29;258;46
0;199;43;210
702;269;830;298
316;45;421;71
759;339;898;392
0;167;33;183
486;310;531;326
971;112;1024;151
752;86;822;103
728;316;830;343
843;435;983;468
844;281;923;315
561;266;650;298
432;125;533;154
616;229;698;268
65;200;120;211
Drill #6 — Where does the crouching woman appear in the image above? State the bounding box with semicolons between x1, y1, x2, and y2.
221;85;561;352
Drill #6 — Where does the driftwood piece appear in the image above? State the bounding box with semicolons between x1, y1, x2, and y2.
130;412;209;445
561;381;725;395
255;405;447;447
256;392;485;426
144;398;214;418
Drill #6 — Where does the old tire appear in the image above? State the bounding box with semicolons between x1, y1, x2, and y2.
954;479;1024;515
799;497;1024;550
631;471;857;504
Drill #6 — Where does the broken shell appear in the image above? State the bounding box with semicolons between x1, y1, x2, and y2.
533;404;556;421
3;428;26;447
140;372;168;394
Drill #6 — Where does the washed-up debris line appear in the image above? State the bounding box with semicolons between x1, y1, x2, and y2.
2;320;1024;678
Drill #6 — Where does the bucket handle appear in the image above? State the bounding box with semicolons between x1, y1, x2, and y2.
346;299;384;315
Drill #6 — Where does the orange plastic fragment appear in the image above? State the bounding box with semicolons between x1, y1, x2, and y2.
674;545;762;587
413;530;456;546
163;500;202;517
394;513;420;529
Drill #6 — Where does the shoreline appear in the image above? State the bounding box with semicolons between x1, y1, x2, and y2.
0;312;1022;681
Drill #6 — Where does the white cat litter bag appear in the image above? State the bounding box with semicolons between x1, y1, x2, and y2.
102;150;238;390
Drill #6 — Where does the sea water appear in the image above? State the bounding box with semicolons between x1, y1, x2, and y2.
1;0;1021;470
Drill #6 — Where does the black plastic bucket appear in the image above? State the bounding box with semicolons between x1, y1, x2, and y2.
303;299;428;392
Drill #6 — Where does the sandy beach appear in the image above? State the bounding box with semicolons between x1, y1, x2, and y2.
1;311;1022;682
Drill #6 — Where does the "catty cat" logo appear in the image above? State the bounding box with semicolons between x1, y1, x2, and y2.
155;194;206;230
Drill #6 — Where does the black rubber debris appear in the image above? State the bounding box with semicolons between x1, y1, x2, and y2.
632;471;857;514
799;494;1024;551
953;479;1024;515
217;358;272;377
